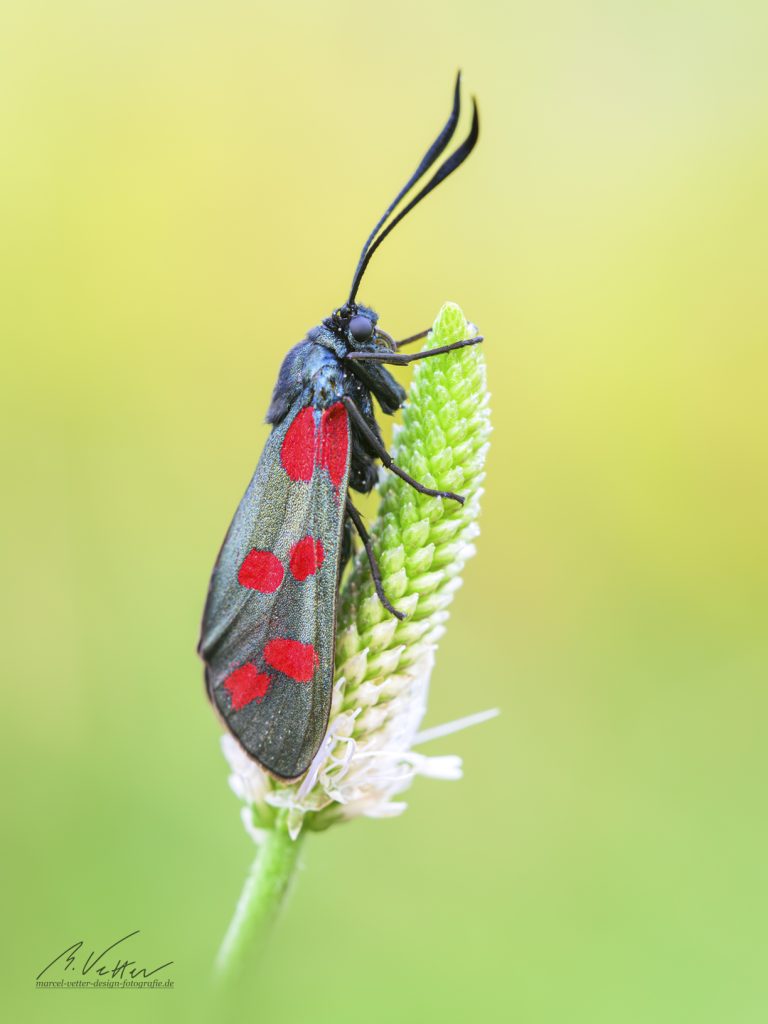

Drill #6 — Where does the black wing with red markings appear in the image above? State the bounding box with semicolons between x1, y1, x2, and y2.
199;400;350;780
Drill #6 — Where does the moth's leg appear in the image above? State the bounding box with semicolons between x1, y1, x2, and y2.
344;357;405;416
345;496;406;621
339;515;354;571
346;335;483;366
394;328;430;349
375;327;429;349
341;396;465;505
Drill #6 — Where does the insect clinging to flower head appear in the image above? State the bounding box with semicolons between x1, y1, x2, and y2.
199;74;482;781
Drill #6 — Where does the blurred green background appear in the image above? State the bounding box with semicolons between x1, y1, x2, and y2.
3;1;767;1022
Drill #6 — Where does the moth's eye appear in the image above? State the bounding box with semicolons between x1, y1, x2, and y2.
349;315;374;343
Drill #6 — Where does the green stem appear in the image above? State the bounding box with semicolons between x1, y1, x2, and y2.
214;817;304;986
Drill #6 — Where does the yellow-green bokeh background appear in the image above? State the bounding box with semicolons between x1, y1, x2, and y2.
3;2;767;1021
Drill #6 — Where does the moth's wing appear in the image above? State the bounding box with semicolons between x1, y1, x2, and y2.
199;401;351;780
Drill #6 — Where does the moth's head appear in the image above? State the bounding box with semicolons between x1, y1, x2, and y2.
325;302;396;352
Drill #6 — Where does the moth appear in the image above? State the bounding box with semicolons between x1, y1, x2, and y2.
199;74;482;780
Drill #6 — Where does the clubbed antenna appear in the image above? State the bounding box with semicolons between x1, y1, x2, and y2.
348;73;480;304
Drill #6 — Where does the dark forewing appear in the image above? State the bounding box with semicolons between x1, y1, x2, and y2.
199;401;351;779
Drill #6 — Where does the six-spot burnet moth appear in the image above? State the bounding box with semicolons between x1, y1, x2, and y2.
199;73;482;781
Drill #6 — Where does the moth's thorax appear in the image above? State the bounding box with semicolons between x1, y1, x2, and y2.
266;303;405;426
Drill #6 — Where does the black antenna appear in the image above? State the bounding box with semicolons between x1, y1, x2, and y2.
348;74;479;305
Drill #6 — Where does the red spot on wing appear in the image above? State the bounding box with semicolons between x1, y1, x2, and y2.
237;549;284;592
289;536;325;581
224;664;272;710
263;638;318;683
281;406;317;481
318;402;349;488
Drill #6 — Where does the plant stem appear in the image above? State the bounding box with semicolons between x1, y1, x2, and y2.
214;816;304;986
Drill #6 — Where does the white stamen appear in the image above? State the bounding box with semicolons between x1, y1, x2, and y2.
412;708;500;746
297;709;361;800
240;807;267;846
